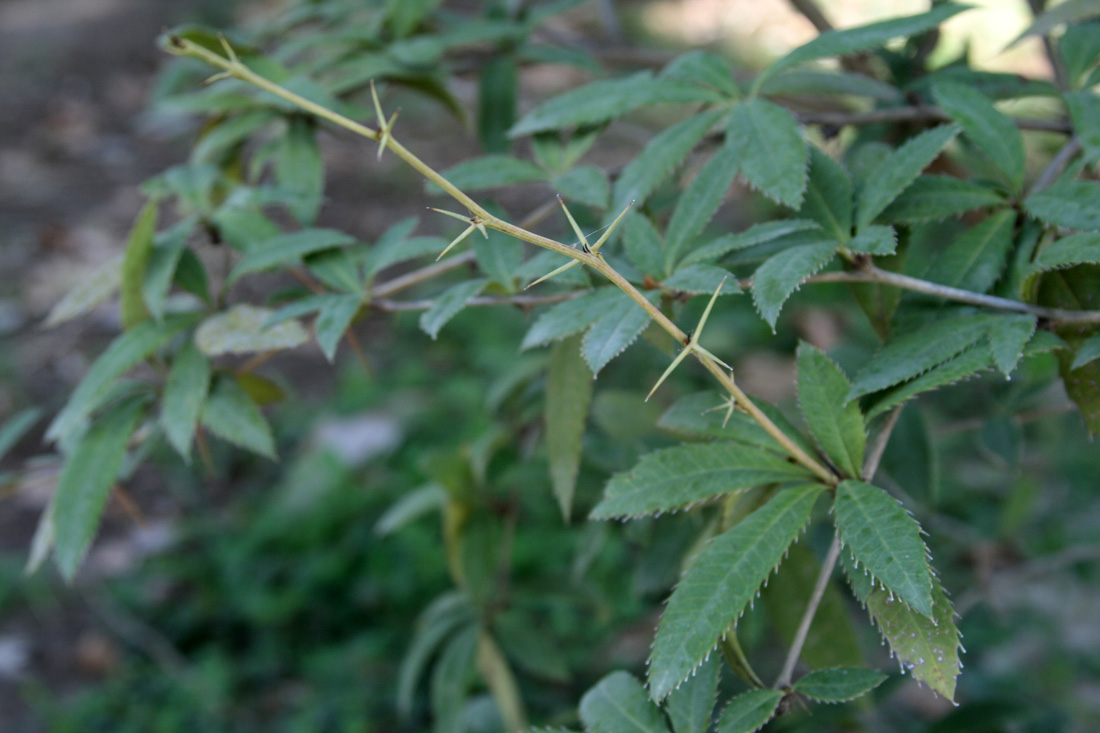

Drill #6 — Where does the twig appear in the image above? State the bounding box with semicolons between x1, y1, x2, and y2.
774;406;902;689
788;0;833;33
796;107;1071;134
956;543;1100;615
111;485;148;529
1027;0;1069;91
1030;136;1082;194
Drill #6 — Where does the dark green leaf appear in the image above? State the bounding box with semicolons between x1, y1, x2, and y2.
53;398;145;580
865;345;993;420
649;484;824;700
933;82;1024;191
1072;332;1100;369
142;219;192;321
159;341;211;462
520;287;624;350
849;225;896;255
472;209;523;291
553;165;610;209
798;146;852;243
759;69;902;101
432;156;545;193
857;125;960;228
419;279;489;340
229;229;356;282
751;240;838;329
200;374;276;459
796;343;865;478
1059;22;1100;88
664;655;719;733
1065;91;1100;162
1009;0;1100;46
581;291;655;374
547;336;593;520
119;201;158;329
479;56;517;154
667;146;740;267
579;671;670;733
195;304;309;356
661;50;738;97
834;479;932;617
430;624;478;733
727;99;806;209
276;117;324;225
315;294;361;362
878;175;1006;223
397;593;475;716
714;689;783;733
1030;232;1100;273
656;392;781;451
1025;178;1100;231
591;442;814;519
987;314;1036;376
793;668;886;703
623;213;667;277
923;209;1016;293
682;220;821;266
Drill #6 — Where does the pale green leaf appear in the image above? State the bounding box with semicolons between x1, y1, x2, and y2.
1025;178;1100;231
375;483;446;537
547;335;593;520
864;344;992;420
923;210;1015;293
364;235;448;281
44;254;123;328
431;624;478;733
1072;332;1100;370
714;689;783;733
986;314;1036;376
878;175;1006;223
46;315;197;444
664;655;719;733
590;442;814;519
398;593;476;716
229;229;356;282
793;668;886;703
509;72;725;137
649;484;824;701
849;225;896;255
857;125;959;228
553;165;610;209
53;398;145;580
798;146;852;243
796;343;865;478
580;671;670;733
727;99;806;209
419;279;488;340
663;264;736;295
159;341;211;462
623;213;667;277
191;109;277;163
520;287;623;350
143;219;193;321
119;200;158;328
200;374;276;459
195;304;310;356
1065;91;1100;162
315;294;361;362
1059;23;1100;88
661;50;738;97
751;240;838;329
759;69;902;101
1009;0;1100;46
847;313;997;400
432;156;546;193
611;109;727;214
581;291;655;374
760;3;971;85
834;479;932;617
666;146;740;266
276;117;324;224
681;220;821;266
933;82;1024;191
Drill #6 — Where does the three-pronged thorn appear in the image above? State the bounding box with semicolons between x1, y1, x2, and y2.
646;277;733;401
525;198;634;290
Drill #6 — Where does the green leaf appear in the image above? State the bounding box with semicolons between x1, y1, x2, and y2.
846;560;961;701
682;220;821;266
865;344;992;420
591;442;814;519
793;668;886;703
479;56;517;154
275;117;324;224
612;109;727;214
159;341;211;462
191;109;276;163
53;398;145;580
664;655;719;733
419;279;488;340
315;294;361;362
581;291;655;374
847;313;997;400
431;624;478;733
200;374;276;459
1025;178;1100;231
1065;91;1100;162
796;343;865;478
471;212;522;291
623;213;667;277
1037;264;1100;432
759;69;902;101
834;479;932;617
714;689;783;733
44;255;123;328
142;219;192;321
667;146;740;267
509;72;725;137
553;165;610;209
856;125;960;229
1030;232;1100;273
798;146;852;243
1009;0;1100;46
878;175;1006;224
0;407;42;463
580;671;670;733
661;50;738;97
987;314;1036;376
229;229;356;282
849;225;896;255
760;3;971;86
1072;332;1100;370
119;201;157;328
433;156;545;193
656;392;781;451
663;264;736;295
649;484;824;701
398;593;476;716
933;82;1024;191
46;315;196;444
194;304;310;356
751;240;838;329
365;235;447;281
922;210;1015;293
727;99;806;209
1059;23;1100;88
520;287;624;350
546;336;593;520
375;483;446;537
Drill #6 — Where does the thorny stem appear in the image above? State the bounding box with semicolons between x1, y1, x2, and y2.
774;407;903;689
166;36;839;485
